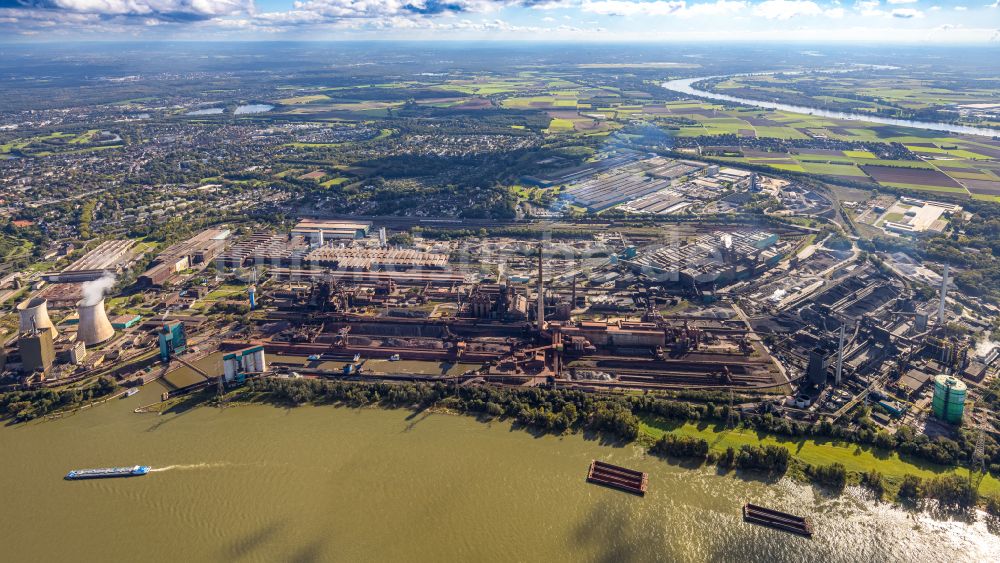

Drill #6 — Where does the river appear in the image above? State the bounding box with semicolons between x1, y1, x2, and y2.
1;385;998;562
661;76;1000;139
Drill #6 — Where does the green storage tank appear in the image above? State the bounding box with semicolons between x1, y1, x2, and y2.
931;375;966;424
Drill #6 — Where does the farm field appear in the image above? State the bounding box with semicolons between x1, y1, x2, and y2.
256;73;1000;199
707;72;1000;129
654;99;1000;198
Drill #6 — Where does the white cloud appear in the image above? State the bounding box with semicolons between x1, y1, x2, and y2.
856;0;883;16
891;7;921;17
575;0;753;17
0;0;993;40
678;0;747;17
753;0;823;19
579;0;685;16
17;0;253;18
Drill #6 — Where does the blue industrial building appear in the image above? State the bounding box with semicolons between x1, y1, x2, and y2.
158;321;187;362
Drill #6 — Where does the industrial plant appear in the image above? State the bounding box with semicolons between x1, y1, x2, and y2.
1;161;996;501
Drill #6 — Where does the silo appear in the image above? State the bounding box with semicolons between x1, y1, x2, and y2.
931;375;966;424
76;298;115;346
17;297;58;339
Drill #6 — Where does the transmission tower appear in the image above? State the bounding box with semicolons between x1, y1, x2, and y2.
726;387;735;429
970;409;987;489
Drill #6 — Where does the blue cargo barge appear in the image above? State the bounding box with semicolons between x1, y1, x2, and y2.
65;465;150;480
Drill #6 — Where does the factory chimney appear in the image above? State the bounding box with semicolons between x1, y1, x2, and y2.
720;234;733;265
76;298;115;346
248;267;257;310
835;324;845;386
17;297;58;339
938;264;949;328
536;244;544;333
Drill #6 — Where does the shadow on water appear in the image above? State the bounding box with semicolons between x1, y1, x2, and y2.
396;403;436;432
579;428;630;448
145;393;209;432
288;539;327;563
403;411;433;433
571;498;650;562
223;521;285;560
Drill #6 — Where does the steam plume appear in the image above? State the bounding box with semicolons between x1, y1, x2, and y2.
80;273;116;307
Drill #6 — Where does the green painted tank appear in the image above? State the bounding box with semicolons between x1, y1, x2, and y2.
931;374;966;424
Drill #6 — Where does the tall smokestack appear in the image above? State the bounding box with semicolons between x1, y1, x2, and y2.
17;297;57;339
249;267;257;310
77;298;115;346
537;244;544;333
835;324;845;386
938;264;949;328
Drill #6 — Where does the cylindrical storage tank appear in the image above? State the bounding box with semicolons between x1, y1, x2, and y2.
77;298;115;346
17;297;58;339
931;375;966;424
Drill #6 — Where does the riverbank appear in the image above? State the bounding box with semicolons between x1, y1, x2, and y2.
661;75;1000;138
6;395;999;561
186;377;1000;518
641;417;1000;499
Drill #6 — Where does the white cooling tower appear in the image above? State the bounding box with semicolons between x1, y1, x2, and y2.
77;298;115;346
17;297;58;339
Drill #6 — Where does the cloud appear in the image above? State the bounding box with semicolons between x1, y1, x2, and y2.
679;0;747;17
579;0;685;16
753;0;823;19
3;0;252;20
891;6;920;17
855;0;884;16
0;0;993;39
576;0;755;17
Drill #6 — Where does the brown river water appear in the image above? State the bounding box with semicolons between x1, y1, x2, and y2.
1;378;998;562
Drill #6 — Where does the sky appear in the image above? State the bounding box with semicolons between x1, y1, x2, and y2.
0;0;998;42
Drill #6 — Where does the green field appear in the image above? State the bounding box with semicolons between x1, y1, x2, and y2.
641;418;1000;496
799;162;868;176
278;94;331;105
545;118;576;132
204;283;248;300
320;177;349;188
843;150;877;159
504;95;578;109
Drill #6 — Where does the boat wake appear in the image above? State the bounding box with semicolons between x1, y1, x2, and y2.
149;462;231;473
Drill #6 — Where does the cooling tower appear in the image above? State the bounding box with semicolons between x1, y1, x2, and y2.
17;297;58;339
77;298;115;346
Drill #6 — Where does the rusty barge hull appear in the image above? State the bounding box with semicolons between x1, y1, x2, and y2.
586;460;648;496
743;503;813;537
